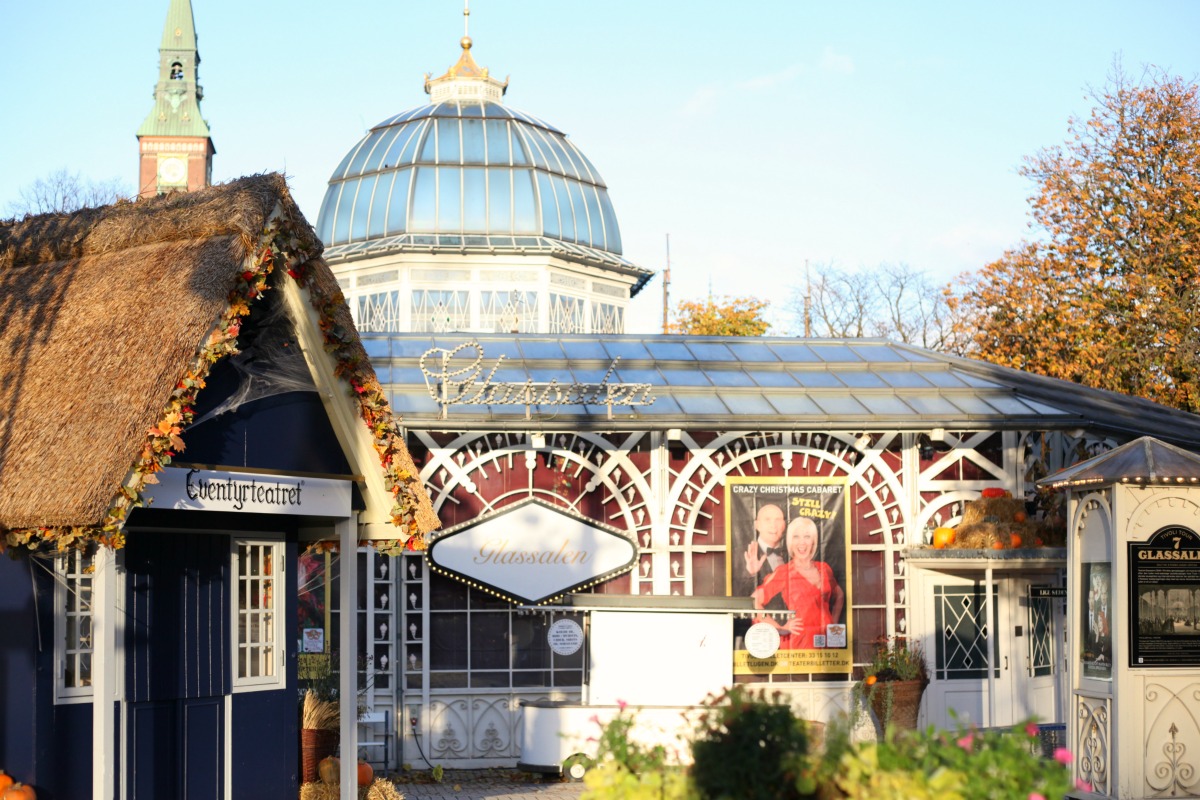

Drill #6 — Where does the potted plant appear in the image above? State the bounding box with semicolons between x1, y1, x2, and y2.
300;688;340;784
853;636;928;732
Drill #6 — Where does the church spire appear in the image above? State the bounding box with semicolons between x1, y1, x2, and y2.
136;0;215;198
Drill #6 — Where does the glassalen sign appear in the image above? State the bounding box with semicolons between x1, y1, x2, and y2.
426;498;638;604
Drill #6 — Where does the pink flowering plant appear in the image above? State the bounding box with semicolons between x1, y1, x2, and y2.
834;717;1073;800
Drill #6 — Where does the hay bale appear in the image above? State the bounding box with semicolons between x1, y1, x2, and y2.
960;497;1025;527
299;778;406;800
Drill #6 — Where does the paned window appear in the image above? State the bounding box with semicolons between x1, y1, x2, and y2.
590;301;625;334
412;290;470;332
54;551;94;703
233;540;284;690
422;570;583;690
549;294;584;334
481;290;538;333
933;584;999;680
357;290;403;332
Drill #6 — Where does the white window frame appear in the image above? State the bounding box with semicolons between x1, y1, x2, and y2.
231;538;286;691
54;551;95;704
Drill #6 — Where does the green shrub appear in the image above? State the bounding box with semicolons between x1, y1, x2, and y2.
689;686;816;800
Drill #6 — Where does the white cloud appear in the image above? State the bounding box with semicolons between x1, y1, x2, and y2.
818;46;855;75
739;63;806;92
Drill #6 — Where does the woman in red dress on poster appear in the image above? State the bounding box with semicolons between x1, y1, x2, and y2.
752;516;845;649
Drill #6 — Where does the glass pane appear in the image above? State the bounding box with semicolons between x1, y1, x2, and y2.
551;175;575;240
368;172;394;239
536;171;559;237
461;119;485;163
331;181;356;245
599;192;621;253
510;126;529;165
487;168;512;233
436;119;461;164
401;120;430;164
78;653;91;686
410;167;436;230
348;175;377;241
419;121;439;161
438;167;462;230
471;613;509;670
346;130;385;176
513;171;537;234
429;612;468;670
386;168;413;235
566;180;590;245
363;126;402;172
463;168;486;232
516;127;548;169
381;122;418;168
582;185;604;249
485;120;510;164
316;184;341;244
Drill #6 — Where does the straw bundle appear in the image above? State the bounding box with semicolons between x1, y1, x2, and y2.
299;778;406;800
302;689;339;731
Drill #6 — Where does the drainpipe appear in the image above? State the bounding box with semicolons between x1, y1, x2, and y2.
339;514;360;800
986;562;996;727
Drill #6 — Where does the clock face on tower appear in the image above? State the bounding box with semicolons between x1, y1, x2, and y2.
158;156;187;186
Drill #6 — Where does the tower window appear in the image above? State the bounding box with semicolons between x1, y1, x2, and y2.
170;62;184;80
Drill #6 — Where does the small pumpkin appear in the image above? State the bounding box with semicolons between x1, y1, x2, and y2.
1010;533;1023;549
981;487;1010;499
932;527;956;549
0;772;13;793
1013;511;1028;524
318;755;339;785
1;783;36;800
865;675;877;687
991;540;1005;550
357;760;375;786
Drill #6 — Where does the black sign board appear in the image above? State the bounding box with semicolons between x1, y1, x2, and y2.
1030;586;1067;598
1129;526;1200;668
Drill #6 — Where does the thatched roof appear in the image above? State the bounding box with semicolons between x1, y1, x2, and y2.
0;174;437;551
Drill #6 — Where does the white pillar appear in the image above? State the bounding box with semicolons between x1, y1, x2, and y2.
339;515;359;799
92;547;117;800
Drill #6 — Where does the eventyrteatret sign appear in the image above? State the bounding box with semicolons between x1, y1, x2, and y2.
1129;526;1200;667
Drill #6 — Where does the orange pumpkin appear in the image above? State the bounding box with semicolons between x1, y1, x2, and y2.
1013;511;1028;524
981;487;1010;499
357;760;375;786
318;756;339;785
1010;533;1023;548
932;527;956;549
1;783;36;800
0;772;13;793
865;675;877;686
991;540;1005;550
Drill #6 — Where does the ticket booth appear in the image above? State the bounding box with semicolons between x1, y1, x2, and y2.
1044;436;1200;799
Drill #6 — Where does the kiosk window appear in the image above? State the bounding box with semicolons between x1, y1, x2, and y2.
54;551;94;703
234;540;284;689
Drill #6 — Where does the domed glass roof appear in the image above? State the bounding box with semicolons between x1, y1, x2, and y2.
316;100;623;256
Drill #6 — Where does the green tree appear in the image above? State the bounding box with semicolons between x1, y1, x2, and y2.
667;295;770;336
950;65;1200;411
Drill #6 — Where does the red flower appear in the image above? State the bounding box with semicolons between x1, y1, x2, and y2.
242;271;254;282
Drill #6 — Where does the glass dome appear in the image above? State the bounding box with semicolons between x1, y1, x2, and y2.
316;100;623;256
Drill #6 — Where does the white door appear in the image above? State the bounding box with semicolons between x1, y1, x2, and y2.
923;572;1064;729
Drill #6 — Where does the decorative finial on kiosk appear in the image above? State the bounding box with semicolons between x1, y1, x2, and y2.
424;0;509;102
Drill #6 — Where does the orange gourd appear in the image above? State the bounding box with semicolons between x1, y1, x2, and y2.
357;760;374;786
991;540;1005;550
318;756;339;785
1;783;36;800
1010;533;1023;548
932;527;956;549
0;772;13;793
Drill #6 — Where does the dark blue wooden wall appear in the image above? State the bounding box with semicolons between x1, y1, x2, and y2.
0;555;94;800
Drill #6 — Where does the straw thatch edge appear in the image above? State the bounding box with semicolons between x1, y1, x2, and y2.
2;176;438;558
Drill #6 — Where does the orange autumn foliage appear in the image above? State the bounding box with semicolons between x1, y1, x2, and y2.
950;65;1200;413
667;295;770;336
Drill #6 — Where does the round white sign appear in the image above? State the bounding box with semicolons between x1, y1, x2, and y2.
547;618;585;656
744;622;781;659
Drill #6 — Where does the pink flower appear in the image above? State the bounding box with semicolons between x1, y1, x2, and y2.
1025;721;1040;738
1075;779;1093;792
588;714;600;725
1029;794;1046;800
1054;747;1074;765
956;733;974;751
617;699;628;711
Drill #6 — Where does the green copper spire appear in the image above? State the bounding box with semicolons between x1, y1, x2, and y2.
137;0;211;138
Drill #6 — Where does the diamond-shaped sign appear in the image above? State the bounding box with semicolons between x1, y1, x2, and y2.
426;498;638;604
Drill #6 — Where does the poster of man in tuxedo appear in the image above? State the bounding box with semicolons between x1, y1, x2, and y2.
726;478;852;674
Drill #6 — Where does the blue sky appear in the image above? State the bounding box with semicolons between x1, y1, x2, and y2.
3;1;1199;334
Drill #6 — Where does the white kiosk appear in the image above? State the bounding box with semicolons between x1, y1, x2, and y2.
1043;437;1200;799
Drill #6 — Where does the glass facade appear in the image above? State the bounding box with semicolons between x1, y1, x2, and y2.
317;101;622;256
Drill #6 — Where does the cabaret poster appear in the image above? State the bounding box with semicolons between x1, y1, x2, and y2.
726;477;853;674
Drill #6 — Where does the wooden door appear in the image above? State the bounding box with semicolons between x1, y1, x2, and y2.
125;531;230;800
